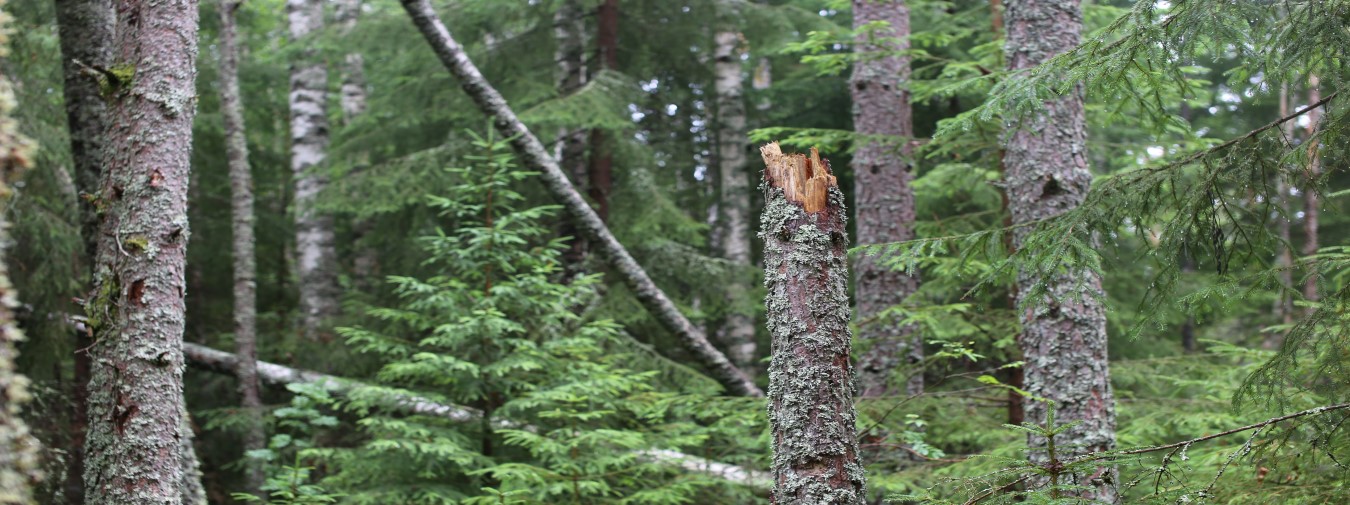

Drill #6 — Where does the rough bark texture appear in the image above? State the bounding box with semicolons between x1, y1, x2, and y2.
399;0;762;397
586;0;618;221
0;6;43;497
759;143;867;504
218;0;266;493
288;0;339;341
1302;77;1321;306
1003;0;1117;501
81;0;200;502
181;342;771;488
851;0;922;397
178;414;205;505
554;0;590;280
713;28;757;374
53;0;114;500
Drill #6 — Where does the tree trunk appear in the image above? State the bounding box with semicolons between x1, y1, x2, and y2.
759;143;867;504
1003;0;1118;501
81;0;200;501
53;0;114;500
713;28;757;374
554;0;590;281
0;11;43;496
1269;86;1296;349
178;413;206;505
398;0;762;396
288;0;339;341
851;0;922;397
586;0;618;221
218;0;266;493
1302;76;1321;306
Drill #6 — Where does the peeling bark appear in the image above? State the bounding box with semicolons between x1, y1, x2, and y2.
53;0;114;500
218;0;265;493
0;4;43;496
398;0;762;397
713;28;757;374
759;143;867;504
851;0;922;397
1003;0;1117;501
288;0;339;341
81;0;200;502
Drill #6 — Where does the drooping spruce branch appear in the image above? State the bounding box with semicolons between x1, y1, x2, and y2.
181;342;772;489
398;0;761;397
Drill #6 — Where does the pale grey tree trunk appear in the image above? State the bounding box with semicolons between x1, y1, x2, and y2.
759;143;867;504
178;414;206;505
1302;77;1321;306
81;0;200;502
218;0;266;493
554;0;590;280
0;12;43;497
713;28;757;374
53;0;114;500
1003;0;1117;501
851;0;922;397
335;0;382;291
399;0;762;396
288;0;339;341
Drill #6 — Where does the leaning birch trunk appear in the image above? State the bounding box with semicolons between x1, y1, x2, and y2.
713;27;757;375
0;3;43;496
81;0;199;501
288;0;339;341
398;0;762;397
1003;0;1118;501
759;143;867;504
53;0;114;499
218;0;266;493
851;0;922;397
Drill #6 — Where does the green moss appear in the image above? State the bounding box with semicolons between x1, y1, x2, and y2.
97;63;136;100
84;274;120;335
124;235;149;253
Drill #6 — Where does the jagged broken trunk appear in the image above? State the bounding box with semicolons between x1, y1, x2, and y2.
759;143;867;504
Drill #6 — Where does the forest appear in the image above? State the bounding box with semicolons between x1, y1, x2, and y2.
0;0;1347;503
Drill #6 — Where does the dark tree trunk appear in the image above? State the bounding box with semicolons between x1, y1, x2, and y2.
759;143;867;504
1003;0;1117;501
587;0;618;221
288;0;339;341
53;0;114;499
218;0;266;493
1302;76;1321;307
399;0;762;397
0;13;43;496
81;0;200;502
851;0;922;397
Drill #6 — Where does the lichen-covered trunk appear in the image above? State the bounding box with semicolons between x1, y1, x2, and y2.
399;0;762;397
759;143;866;504
81;0;199;502
288;0;339;341
554;0;590;280
713;29;756;374
851;0;921;397
0;4;43;497
1003;0;1117;501
218;0;265;493
53;0;114;500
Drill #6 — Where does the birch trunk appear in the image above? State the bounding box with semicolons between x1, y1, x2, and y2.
53;0;113;499
851;0;921;397
81;0;199;501
288;0;339;341
0;7;43;495
1003;0;1117;501
713;28;756;374
398;0;762;397
218;0;265;493
759;143;867;504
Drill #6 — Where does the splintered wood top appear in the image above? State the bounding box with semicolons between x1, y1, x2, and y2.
760;142;837;213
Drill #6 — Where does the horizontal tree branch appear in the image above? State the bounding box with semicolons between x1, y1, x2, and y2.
181;342;771;490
